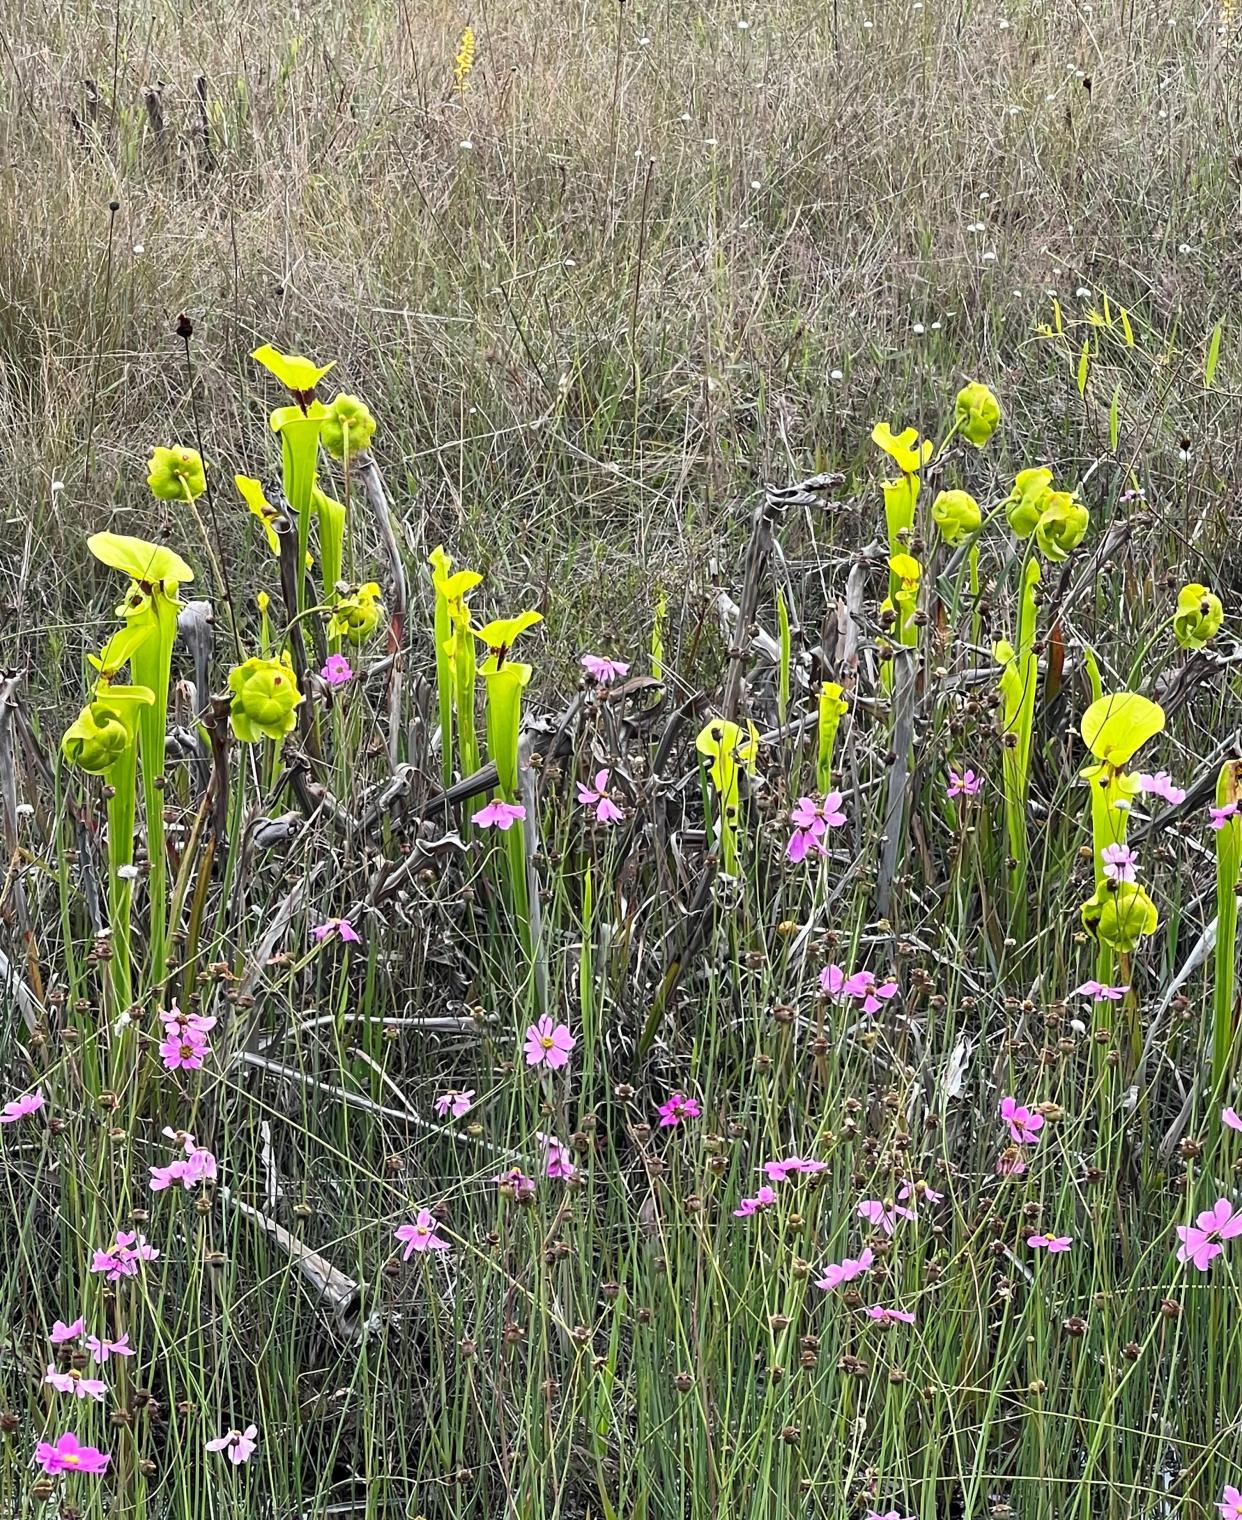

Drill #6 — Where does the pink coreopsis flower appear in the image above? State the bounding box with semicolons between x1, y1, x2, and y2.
0;1088;45;1123
206;1424;258;1465
577;769;625;824
733;1185;778;1217
947;768;983;799
49;1317;85;1344
34;1431;110;1476
582;654;630;685
472;798;527;830
493;1166;537;1198
395;1209;450;1257
1211;802;1239;830
1138;771;1186;806
1073;980;1129;1001
898;1179;942;1206
86;1332;134;1363
44;1365;107;1400
1028;1234;1073;1253
820;963;849;998
1219;1483;1242;1520
320;653;353;686
786;793;846;862
857;1198;916;1235
1176;1197;1242;1271
434;1089;475;1119
845;970;899;1015
310;917;361;943
1224;1107;1242;1132
864;1305;916;1325
763;1155;828;1183
1100;842;1138;883
524;1016;575;1070
996;1148;1027;1177
815;1246;874;1292
657;1092;702;1127
158;1001;217;1072
999;1096;1044;1145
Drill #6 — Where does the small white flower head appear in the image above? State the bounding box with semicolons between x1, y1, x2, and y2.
459;139;473;150
830;368;844;381
912;322;926;335
1076;286;1091;297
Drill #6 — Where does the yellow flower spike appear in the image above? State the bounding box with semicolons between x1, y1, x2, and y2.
931;488;982;546
235;475;281;556
1081;692;1165;769
1034;491;1089;562
146;445;206;501
871;423;933;474
227;653;303;745
251;344;335;397
474;610;543;662
87;533;194;594
1172;583;1224;650
954;383;1001;448
1080;880;1159;953
1003;468;1055;539
454;25;476;90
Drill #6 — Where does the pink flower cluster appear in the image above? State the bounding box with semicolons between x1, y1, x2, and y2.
821;964;899;1015
787;793;846;862
1176;1197;1242;1271
90;1230;159;1282
149;1130;218;1192
158;1001;216;1073
734;1153;827;1215
50;1317;133;1364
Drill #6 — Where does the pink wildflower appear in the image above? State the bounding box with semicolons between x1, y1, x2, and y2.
733;1186;778;1217
320;653;353;686
577;769;625;824
43;1366;107;1401
863;1305;916;1325
844;970;899;1015
1138;771;1186;806
582;654;630;685
85;1332;134;1363
857;1198;916;1235
1028;1234;1073;1253
866;1511;914;1520
1211;802;1239;830
541;1135;577;1180
394;1208;450;1257
50;1318;85;1344
1176;1197;1242;1271
150;1136;217;1192
90;1231;158;1281
524;1016;575;1070
657;1092;702;1127
898;1179;942;1206
996;1149;1027;1177
947;768;982;798
1219;1483;1242;1520
1073;980;1129;1001
434;1089;475;1119
0;1088;44;1123
472;798;527;830
820;963;849;998
787;793;846;861
34;1432;110;1475
1224;1107;1242;1132
493;1166;536;1198
815;1246;874;1291
206;1424;258;1465
763;1155;828;1183
999;1096;1044;1145
310;917;360;943
1100;842;1138;883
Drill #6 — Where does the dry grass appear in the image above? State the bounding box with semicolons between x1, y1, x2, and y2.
2;0;1239;674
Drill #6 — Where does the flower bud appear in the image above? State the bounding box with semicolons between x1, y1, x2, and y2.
931;488;982;546
954;382;1000;447
321;394;377;459
1172;583;1223;650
